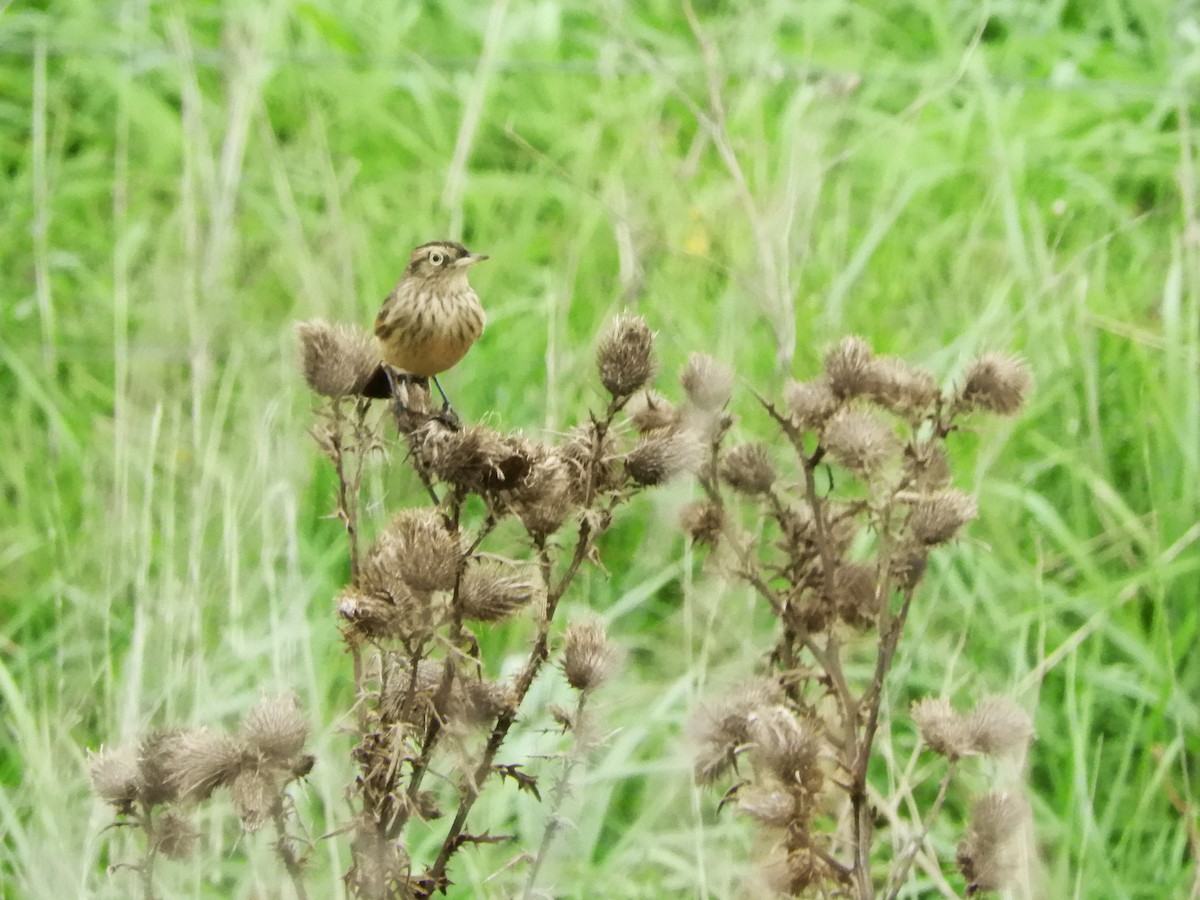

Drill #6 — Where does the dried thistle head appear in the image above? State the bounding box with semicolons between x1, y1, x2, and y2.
557;423;621;500
720;443;776;495
861;355;940;417
230;768;280;832
166;728;249;802
784;376;839;430
833;561;880;629
911;697;974;760
381;510;462;592
562;618;618;692
240;694;310;765
680;353;734;411
736;785;798;828
458;560;541;623
295;320;380;398
965;696;1034;758
690;678;784;785
137;730;187;807
155;809;199;860
625;429;703;486
824;335;874;399
957;790;1032;894
89;744;142;813
627;390;682;434
959;352;1033;416
508;452;574;537
418;423;530;493
904;442;952;492
822;408;899;477
336;586;407;641
745;705;821;787
597;313;656;397
680;500;724;546
909;488;978;545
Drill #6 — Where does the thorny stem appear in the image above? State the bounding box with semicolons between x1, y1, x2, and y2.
884;761;957;900
522;692;590;898
272;799;311;900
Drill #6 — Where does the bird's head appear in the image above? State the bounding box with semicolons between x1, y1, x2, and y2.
404;241;489;284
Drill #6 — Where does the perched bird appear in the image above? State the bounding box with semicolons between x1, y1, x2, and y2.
372;240;488;413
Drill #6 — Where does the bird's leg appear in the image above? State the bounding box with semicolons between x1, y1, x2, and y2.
430;376;462;431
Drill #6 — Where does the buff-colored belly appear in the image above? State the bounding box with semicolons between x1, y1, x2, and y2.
382;333;474;377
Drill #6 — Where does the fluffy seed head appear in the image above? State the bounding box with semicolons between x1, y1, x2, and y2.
909;489;978;545
458;560;541;622
89;745;141;811
720;443;776;495
508;453;574;537
336;586;406;640
382;510;462;592
155;809;199;860
166;728;249;802
822;408;900;477
230;769;279;832
957;790;1032;893
597;313;656;396
824;336;875;399
240;694;310;764
784;377;839;430
680;500;724;546
137;730;187;806
912;697;973;759
689;678;783;785
904;443;952;492
862;356;940;417
627;390;682;434
625;430;703;486
965;696;1034;757
834;562;880;629
295;320;381;398
736;786;798;828
745;705;820;785
562;618;618;692
959;352;1033;415
418;424;531;493
680;353;734;411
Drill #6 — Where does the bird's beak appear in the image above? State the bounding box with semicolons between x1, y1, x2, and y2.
455;253;489;268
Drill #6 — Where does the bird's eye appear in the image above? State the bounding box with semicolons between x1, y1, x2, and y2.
428;251;445;266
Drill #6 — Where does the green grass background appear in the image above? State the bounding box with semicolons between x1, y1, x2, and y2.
2;0;1198;897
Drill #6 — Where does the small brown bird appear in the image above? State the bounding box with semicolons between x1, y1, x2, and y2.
374;240;488;412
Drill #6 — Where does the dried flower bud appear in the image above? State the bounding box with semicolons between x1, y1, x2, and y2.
166;728;249;802
295;319;380;398
824;335;874;399
862;356;939;417
230;768;279;831
833;562;880;629
957;790;1031;893
509;454;574;536
680;353;734;411
746;705;820;785
909;488;977;545
625;430;703;485
137;730;187;807
458;560;541;622
627;390;682;434
382;510;462;592
720;443;776;494
959;352;1032;416
784;377;838;430
562;618;618;692
736;786;798;828
965;696;1034;757
904;443;952;492
155;809;199;860
89;744;141;811
822;408;899;476
240;694;309;764
912;697;973;759
680;500;724;546
597;313;656;396
418;423;531;493
336;586;406;639
690;678;783;785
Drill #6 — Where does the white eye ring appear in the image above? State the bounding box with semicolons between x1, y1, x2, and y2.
428;251;445;266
